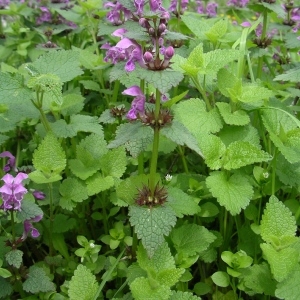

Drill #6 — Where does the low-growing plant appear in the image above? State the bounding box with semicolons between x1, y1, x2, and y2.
0;0;300;299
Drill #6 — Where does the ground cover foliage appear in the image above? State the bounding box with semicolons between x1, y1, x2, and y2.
0;0;300;299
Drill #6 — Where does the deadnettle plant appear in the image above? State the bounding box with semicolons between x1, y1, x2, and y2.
196;1;218;17
0;173;28;211
227;0;249;8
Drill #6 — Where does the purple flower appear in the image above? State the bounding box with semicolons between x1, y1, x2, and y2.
0;0;9;8
32;190;46;200
104;1;131;25
21;214;43;241
0;151;16;173
122;86;146;120
0;173;28;211
196;1;218;17
227;0;249;8
36;7;52;25
206;2;218;18
149;0;170;18
134;0;144;15
102;30;144;72
255;23;278;38
196;0;205;14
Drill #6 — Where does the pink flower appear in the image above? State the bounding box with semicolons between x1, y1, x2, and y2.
0;173;28;211
21;214;43;241
122;86;146;120
0;151;16;173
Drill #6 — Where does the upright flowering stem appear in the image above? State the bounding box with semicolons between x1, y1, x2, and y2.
138;79;145;175
10;210;16;241
257;9;268;79
149;89;161;194
48;183;54;272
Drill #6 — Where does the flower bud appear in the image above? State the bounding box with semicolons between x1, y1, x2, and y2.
164;46;174;59
148;27;155;36
139;18;150;28
143;51;154;63
158;23;166;34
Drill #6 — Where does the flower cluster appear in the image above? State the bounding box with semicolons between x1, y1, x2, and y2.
135;182;168;207
169;0;189;16
121;86;145;120
0;173;28;211
0;151;44;241
227;0;249;8
0;0;9;9
103;1;175;72
196;1;218;18
35;3;76;28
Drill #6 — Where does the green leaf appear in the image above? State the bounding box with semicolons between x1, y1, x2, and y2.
51;115;104;138
276;154;300;187
52;214;76;233
68;265;98;300
211;271;230;287
219;124;260;148
239;83;273;103
182;44;240;76
59;178;88;210
0;268;12;279
69;115;104;136
222;141;272;170
108;122;153;157
274;66;300;83
27;73;63;104
130;277;171;300
240;263;276;296
80;80;101;92
134;67;184;94
261;243;298;282
86;174;115;196
17;198;43;222
30;50;83;82
137;242;183;285
160;121;203;157
205;18;228;44
216;103;250;126
129;206;177;257
99;146;127;178
181;14;212;39
171;224;216;257
174;98;223;138
260;196;296;244
31;133;66;177
0;72;38;133
0;277;12;298
206;171;253;215
23;266;55;293
69;133;107;180
167;187;201;218
5;250;23;269
199;134;226;170
275;264;300;299
261;108;300;163
170;291;201;300
217;68;242;101
60;92;85;116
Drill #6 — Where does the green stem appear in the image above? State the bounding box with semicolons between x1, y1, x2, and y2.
138;153;144;175
111;80;120;103
271;149;278;195
256;9;268;79
10;211;16;242
178;145;189;173
48;183;54;259
149;89;161;194
192;76;212;111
